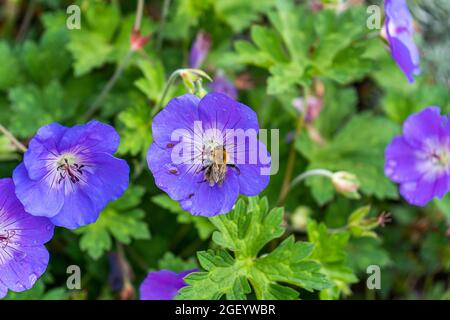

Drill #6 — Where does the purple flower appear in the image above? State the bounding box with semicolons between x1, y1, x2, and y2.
385;107;450;206
13;121;130;229
147;92;270;216
140;269;197;300
0;178;54;298
209;71;238;100
384;0;421;83
189;31;211;69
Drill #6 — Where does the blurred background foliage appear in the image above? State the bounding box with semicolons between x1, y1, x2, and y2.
0;0;448;300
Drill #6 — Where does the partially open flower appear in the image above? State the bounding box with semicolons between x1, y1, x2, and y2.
130;29;151;51
189;31;211;69
384;0;421;83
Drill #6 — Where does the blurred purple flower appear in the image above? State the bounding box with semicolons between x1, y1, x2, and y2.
292;96;323;123
385;107;450;206
140;269;197;300
147;92;270;216
0;178;54;298
13;121;130;229
210;72;238;100
189;31;211;69
384;0;421;83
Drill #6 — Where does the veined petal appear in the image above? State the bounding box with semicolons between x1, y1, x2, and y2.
59;120;121;154
180;170;240;216
13;163;64;218
152;94;200;150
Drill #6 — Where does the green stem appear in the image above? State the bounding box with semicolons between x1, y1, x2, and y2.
156;0;171;51
0;124;27;152
289;168;334;189
84;50;134;119
84;0;145;119
152;69;180;117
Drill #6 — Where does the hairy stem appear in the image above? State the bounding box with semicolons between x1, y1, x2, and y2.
134;0;145;31
289;168;334;189
0;124;27;153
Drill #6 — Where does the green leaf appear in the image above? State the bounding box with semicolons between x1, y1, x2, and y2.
67;31;114;77
9;81;74;138
214;0;275;32
307;220;358;299
177;197;331;300
158;252;198;273
117;104;153;158
75;185;150;260
21;29;71;84
152;194;215;240
297;113;400;203
0;41;23;90
134;59;166;102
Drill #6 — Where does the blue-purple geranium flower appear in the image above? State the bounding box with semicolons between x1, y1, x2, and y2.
140;269;196;300
385;107;450;206
0;178;54;298
147;92;270;216
13;121;130;229
384;0;421;83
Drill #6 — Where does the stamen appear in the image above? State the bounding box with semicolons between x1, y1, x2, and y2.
56;156;85;185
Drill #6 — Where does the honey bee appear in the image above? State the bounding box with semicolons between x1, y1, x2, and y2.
200;145;239;186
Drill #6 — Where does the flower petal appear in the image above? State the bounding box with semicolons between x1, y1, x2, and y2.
59;120;121;154
198;92;258;132
147;143;202;201
50;185;98;229
402;107;445;148
82;153;130;211
140;269;196;300
152;94;200;149
24;123;67;180
180;170;240;216
399;173;450;206
384;136;422;183
12;163;64;218
233;141;271;196
0;246;49;292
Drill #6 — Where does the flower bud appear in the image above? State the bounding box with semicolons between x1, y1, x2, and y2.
130;30;151;51
189;31;212;69
331;171;361;199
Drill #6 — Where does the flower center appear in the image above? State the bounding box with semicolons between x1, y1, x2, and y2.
202;145;228;186
0;230;15;249
431;149;450;168
56;154;85;184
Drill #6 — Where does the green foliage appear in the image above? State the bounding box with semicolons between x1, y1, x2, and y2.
117;104;153;158
152;194;215;240
177;197;331;299
0;0;448;302
297;113;400;204
0;42;23;90
9;81;75;138
233;0;374;95
157;252;198;273
306;220;357;299
75;186;151;260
